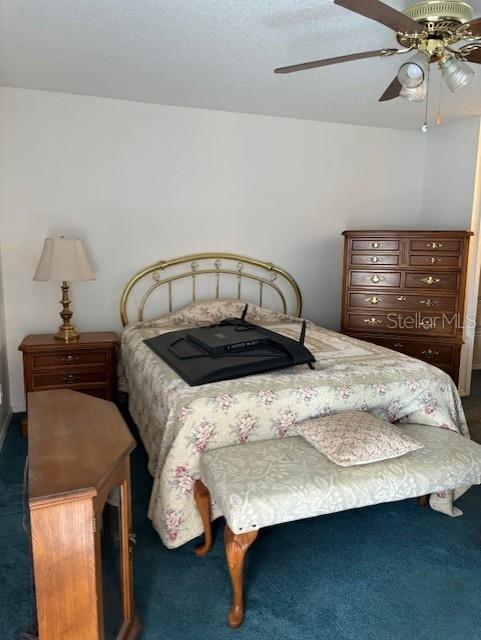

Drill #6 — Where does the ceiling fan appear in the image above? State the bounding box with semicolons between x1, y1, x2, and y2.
274;0;481;103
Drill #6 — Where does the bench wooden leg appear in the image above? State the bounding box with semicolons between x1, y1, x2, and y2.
417;494;429;507
193;480;213;556
224;524;258;629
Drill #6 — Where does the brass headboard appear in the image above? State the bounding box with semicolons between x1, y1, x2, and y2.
120;252;302;326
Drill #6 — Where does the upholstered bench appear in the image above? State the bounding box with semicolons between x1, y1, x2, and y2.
193;423;481;628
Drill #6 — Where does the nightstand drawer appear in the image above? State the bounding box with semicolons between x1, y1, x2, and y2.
32;369;108;390
32;350;108;370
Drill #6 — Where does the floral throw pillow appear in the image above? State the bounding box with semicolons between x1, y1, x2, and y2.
295;411;423;467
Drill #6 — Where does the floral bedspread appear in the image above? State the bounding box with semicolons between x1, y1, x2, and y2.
119;300;469;549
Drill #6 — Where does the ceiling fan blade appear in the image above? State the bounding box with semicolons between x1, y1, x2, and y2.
274;49;396;74
334;0;422;33
462;48;481;64
378;76;402;101
467;16;481;36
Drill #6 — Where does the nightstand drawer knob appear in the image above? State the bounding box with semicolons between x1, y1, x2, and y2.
62;354;80;363
62;374;80;384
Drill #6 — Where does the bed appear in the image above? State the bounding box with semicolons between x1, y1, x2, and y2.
119;253;470;549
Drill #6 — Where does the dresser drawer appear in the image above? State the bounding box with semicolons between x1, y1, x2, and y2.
348;292;457;312
408;254;461;268
32;349;108;370
346;312;457;336
405;272;459;290
350;271;401;288
410;239;461;253
32;369;108;390
350;254;399;266
351;239;399;252
365;337;455;368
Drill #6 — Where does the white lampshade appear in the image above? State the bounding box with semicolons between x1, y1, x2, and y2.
33;236;95;282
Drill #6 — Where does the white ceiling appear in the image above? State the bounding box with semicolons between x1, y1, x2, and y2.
1;0;481;130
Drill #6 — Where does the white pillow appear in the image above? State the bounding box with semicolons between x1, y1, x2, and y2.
295;411;423;467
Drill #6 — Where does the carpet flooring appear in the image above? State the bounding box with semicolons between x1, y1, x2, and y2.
2;382;481;640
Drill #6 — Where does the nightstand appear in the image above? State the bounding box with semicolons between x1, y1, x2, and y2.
19;332;119;435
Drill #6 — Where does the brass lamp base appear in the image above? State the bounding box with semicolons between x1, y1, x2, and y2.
55;281;80;342
55;323;80;342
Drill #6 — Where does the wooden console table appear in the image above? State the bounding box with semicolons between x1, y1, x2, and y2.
28;389;141;640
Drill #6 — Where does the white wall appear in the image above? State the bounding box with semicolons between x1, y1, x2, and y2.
421;117;481;228
0;88;428;411
0;242;11;435
420;116;481;395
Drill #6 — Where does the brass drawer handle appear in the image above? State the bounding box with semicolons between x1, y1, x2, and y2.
370;241;383;249
420;318;435;330
368;275;385;284
420;298;438;307
366;296;382;305
397;295;406;301
426;257;442;264
364;317;383;326
62;374;80;384
421;349;440;359
394;343;404;348
426;242;443;250
421;276;441;285
370;256;380;263
61;354;80;363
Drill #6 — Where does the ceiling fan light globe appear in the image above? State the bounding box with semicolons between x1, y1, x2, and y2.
440;56;475;93
397;52;429;88
400;82;427;102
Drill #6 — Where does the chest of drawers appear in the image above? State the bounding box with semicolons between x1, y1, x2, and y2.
341;230;472;384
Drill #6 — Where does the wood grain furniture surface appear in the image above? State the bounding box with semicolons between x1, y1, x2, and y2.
341;230;472;384
19;332;119;434
28;389;141;640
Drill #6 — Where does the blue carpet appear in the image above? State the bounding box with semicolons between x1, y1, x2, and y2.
1;411;481;640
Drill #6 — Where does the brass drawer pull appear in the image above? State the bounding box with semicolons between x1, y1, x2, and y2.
394;343;404;348
426;242;443;250
369;256;380;263
397;295;406;301
369;275;385;284
61;354;80;363
421;276;441;285
366;296;382;305
62;374;80;384
420;318;434;330
364;317;383;326
420;298;438;307
421;349;440;359
370;241;383;249
426;257;442;264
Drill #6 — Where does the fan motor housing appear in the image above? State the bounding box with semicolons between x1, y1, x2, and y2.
404;0;473;24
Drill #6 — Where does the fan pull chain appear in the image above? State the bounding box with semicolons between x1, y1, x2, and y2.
422;64;431;132
435;71;443;126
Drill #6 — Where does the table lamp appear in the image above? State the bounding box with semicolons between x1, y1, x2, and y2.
33;236;96;342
